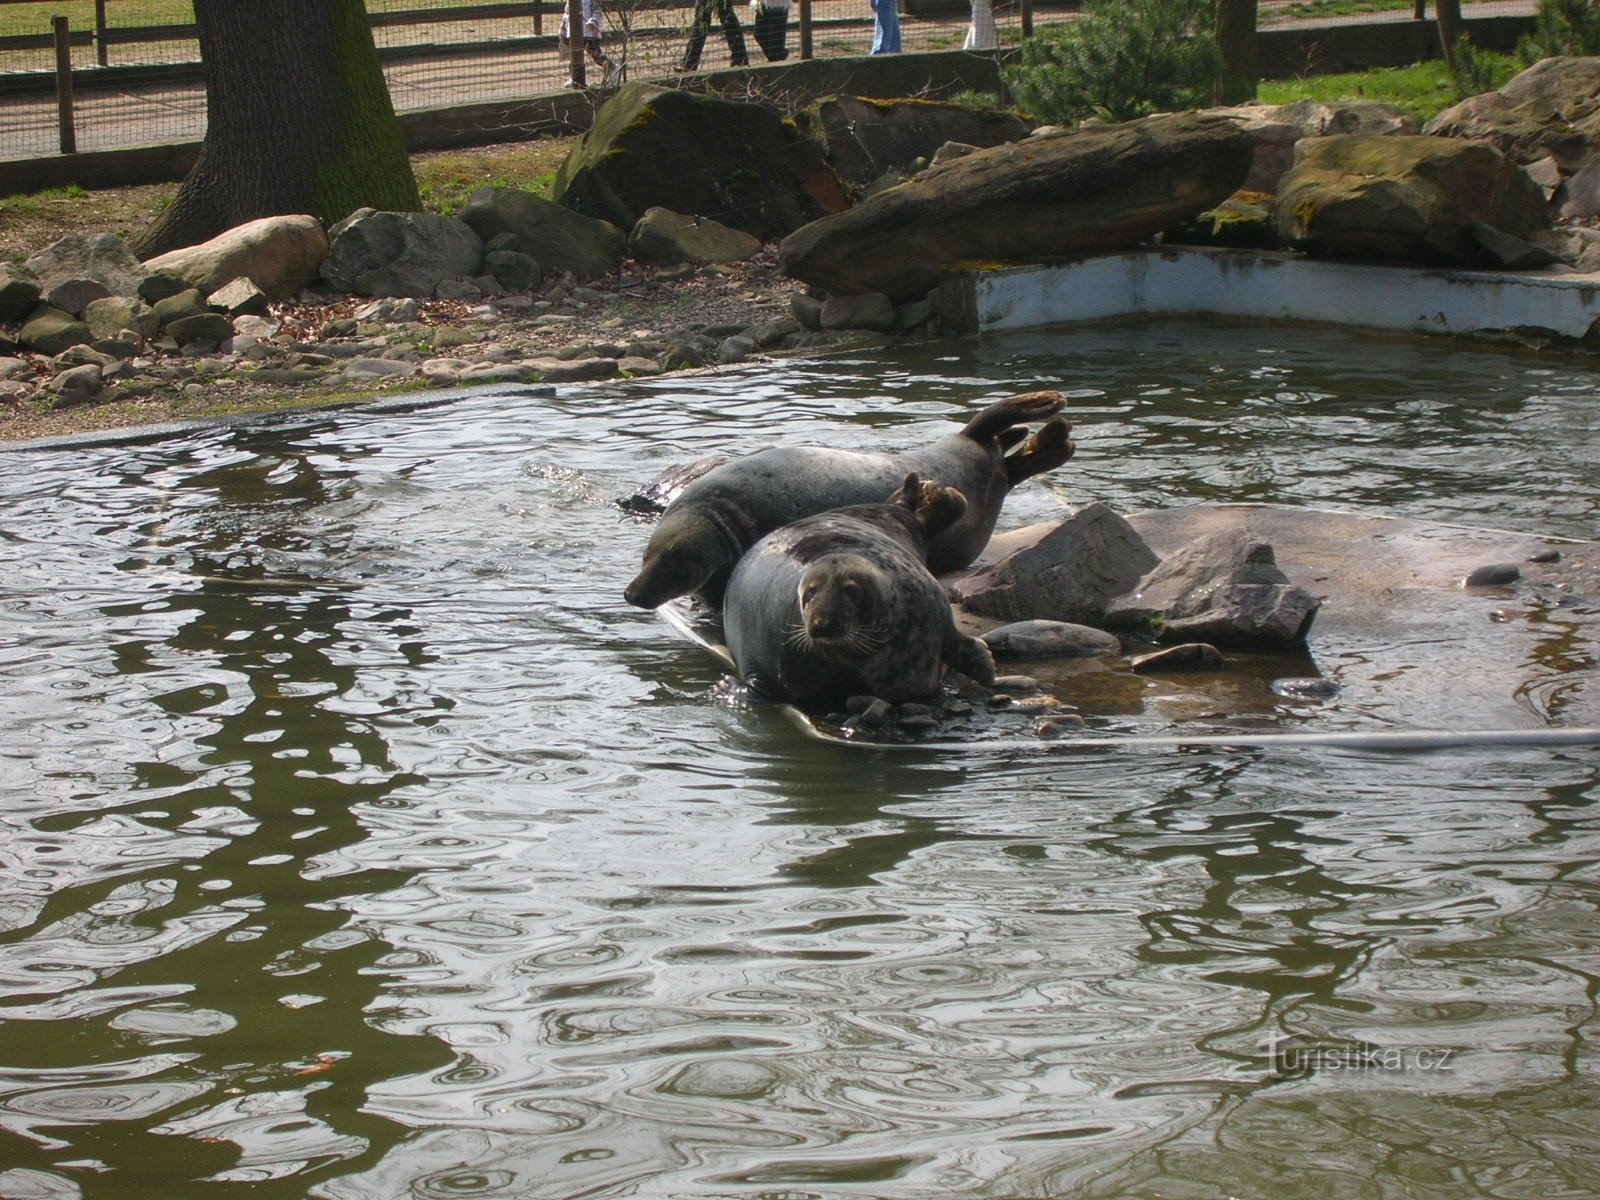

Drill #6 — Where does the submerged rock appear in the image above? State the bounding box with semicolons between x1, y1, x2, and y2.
981;620;1121;660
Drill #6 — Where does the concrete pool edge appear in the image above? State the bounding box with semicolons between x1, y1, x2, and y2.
941;246;1600;344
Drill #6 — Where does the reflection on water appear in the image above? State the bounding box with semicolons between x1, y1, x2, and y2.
0;320;1596;1199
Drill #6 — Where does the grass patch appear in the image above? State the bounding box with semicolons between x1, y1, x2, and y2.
1257;52;1519;121
0;183;88;215
412;141;573;213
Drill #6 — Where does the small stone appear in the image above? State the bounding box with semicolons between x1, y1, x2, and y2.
483;249;541;291
896;702;935;718
617;356;663;376
341;357;419;380
1527;548;1562;564
897;714;939;732
167;312;234;346
717;335;756;364
1130;643;1226;673
790;291;823;331
1034;714;1086;738
991;674;1041;693
853;697;892;726
484;231;521;253
459;362;539;384
46;278;112;316
137;271;190;304
982;619;1121;660
47;362;104;407
1463;562;1521;587
207;277;271;316
250;365;325;384
434;279;483;301
20;307;93;355
353;297;420;323
421;358;469;385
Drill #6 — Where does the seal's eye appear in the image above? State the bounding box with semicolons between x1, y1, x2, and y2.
841;581;863;602
801;583;819;605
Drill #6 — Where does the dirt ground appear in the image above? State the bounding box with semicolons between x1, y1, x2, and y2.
1;137;800;445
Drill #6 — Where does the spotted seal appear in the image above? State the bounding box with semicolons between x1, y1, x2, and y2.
722;474;997;706
623;389;1074;608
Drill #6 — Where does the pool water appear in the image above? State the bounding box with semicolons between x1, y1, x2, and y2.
1;319;1596;1199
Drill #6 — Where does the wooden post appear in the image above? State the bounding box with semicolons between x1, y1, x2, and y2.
53;16;76;155
534;0;543;37
565;0;585;85
799;0;813;60
1435;0;1462;63
94;0;108;66
1413;0;1427;17
1020;0;1033;40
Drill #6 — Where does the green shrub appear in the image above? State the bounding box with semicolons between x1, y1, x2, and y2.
1518;0;1600;62
1003;0;1220;125
1449;37;1519;99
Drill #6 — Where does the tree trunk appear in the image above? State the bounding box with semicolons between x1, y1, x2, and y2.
1213;0;1259;105
1435;0;1463;64
135;0;419;258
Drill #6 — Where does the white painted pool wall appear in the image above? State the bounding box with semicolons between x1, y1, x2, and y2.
968;247;1600;339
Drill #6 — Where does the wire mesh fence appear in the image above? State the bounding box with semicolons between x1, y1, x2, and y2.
0;0;1529;164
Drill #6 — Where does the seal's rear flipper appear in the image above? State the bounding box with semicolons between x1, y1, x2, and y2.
960;390;1066;440
1003;418;1075;487
889;472;967;540
945;633;996;687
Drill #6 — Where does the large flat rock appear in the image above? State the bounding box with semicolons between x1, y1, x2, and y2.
960;503;1600;733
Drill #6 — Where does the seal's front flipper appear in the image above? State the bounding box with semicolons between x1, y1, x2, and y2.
1003;418;1075;487
960;390;1066;440
945;632;996;687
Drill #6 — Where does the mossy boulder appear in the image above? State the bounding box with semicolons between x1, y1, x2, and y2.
550;82;848;240
628;208;762;265
459;187;623;280
797;94;1031;186
1272;134;1550;267
1425;56;1600;167
780;112;1254;302
20;306;93;355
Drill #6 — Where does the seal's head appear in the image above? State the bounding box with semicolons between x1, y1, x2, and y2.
791;553;892;658
625;508;728;609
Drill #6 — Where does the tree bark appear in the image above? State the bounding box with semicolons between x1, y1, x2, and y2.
135;0;419;257
1435;0;1463;64
1213;0;1259;105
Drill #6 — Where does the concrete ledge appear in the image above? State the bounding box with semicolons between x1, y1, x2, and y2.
946;246;1600;342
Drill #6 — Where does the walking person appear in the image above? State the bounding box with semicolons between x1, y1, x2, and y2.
559;0;614;87
871;0;901;54
677;0;750;70
963;0;996;49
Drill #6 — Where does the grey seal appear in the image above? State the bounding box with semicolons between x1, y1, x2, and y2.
722;474;997;706
623;389;1074;608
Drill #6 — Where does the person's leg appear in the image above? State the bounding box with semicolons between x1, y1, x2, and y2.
716;0;750;66
680;0;713;69
871;0;901;53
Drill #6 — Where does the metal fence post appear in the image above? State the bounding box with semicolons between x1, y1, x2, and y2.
53;16;77;155
799;0;812;59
